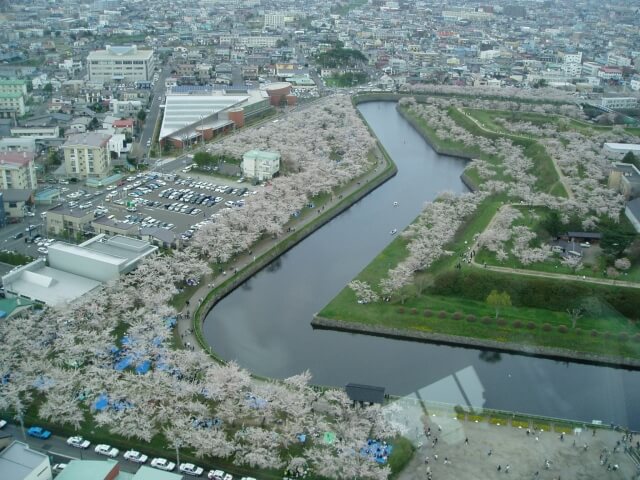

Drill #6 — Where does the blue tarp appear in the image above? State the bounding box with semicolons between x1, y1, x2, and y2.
135;360;151;375
165;317;177;328
94;394;109;411
114;356;133;371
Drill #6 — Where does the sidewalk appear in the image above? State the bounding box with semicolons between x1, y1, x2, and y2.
176;149;390;353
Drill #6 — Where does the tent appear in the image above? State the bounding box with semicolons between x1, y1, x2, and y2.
323;432;336;445
94;394;109;411
114;356;134;371
135;360;151;375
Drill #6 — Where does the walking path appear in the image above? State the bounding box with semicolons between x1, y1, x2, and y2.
467;204;640;289
457;107;575;200
176;147;391;353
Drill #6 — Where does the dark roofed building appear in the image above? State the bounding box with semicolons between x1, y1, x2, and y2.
345;383;385;405
625;197;640;233
565;232;603;241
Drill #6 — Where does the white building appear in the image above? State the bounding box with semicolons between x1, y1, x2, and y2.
62;132;113;179
111;99;142;115
0;441;52;480
598;67;623;80
604;143;640;157
2;235;157;305
10;126;60;139
0;92;26;117
87;45;156;83
0;151;37;190
242;149;280;181
600;97;638;110
607;53;631;67
264;13;285;29
630;76;640;91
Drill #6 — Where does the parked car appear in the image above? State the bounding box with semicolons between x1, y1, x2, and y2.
27;426;51;439
0;419;6;428
67;436;90;448
150;458;175;471
124;450;148;464
208;471;227;480
52;463;67;473
94;444;119;457
179;463;204;476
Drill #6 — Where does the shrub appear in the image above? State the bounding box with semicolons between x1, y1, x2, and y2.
591;330;599;337
634;333;640;342
452;311;463;320
411;308;418;315
424;309;433;317
398;307;405;314
574;328;582;335
527;321;536;330
603;331;612;339
542;323;552;332
557;325;568;334
481;316;491;325
618;332;629;342
513;320;523;329
497;318;507;326
438;310;448;319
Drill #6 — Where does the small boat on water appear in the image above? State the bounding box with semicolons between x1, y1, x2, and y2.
390;229;397;235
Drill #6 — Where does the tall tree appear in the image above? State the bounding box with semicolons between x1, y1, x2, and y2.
486;290;512;319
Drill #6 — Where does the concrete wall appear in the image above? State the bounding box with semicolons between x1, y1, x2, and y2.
48;247;122;282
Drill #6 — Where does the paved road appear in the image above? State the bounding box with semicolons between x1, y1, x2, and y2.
140;64;171;153
1;423;160;475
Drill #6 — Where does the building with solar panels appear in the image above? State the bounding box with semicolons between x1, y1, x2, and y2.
159;87;270;149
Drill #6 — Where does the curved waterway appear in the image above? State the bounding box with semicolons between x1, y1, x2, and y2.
205;101;640;429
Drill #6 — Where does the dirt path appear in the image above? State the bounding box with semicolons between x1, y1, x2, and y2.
457;107;575;200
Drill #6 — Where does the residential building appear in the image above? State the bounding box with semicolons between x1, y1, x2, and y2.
0;92;26;117
607;53;631;67
0;79;28;96
242;149;280;181
582;61;603;77
68;116;93;133
0;440;52;480
264;13;285;29
2;189;33;218
87;45;156;83
0;151;37;190
0;137;36;153
45;203;95;236
631;76;640;92
62;132;112;179
598;67;623;80
111;99;142;115
92;216;139;237
10;126;60;140
600;97;638;110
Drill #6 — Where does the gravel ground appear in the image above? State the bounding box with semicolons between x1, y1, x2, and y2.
397;412;638;480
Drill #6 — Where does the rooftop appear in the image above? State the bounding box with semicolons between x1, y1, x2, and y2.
87;45;153;61
243;149;281;162
1;189;32;202
0;151;35;166
0;441;48;480
345;383;385;404
63;132;111;149
56;459;119;480
48;203;96;218
2;259;102;306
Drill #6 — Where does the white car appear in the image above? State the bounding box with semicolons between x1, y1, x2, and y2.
52;463;67;473
37;247;48;255
180;463;204;476
95;444;119;458
124;450;148;464
151;458;176;471
208;471;226;480
66;436;90;449
0;419;6;428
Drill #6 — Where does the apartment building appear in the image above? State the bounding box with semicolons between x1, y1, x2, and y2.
0;92;26;117
0;79;28;96
242;149;280;181
87;45;156;83
600;97;638;110
62;132;112;179
0;151;37;190
264;13;285;29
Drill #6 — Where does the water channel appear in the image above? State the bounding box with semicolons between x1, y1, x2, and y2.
204;101;640;429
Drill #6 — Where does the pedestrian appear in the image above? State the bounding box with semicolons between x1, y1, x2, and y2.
505;464;510;473
424;456;429;464
465;437;469;445
560;433;564;441
488;449;492;456
497;465;502;472
434;437;438;445
583;443;588;451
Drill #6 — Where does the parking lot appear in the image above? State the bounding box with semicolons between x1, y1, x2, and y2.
48;164;260;243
